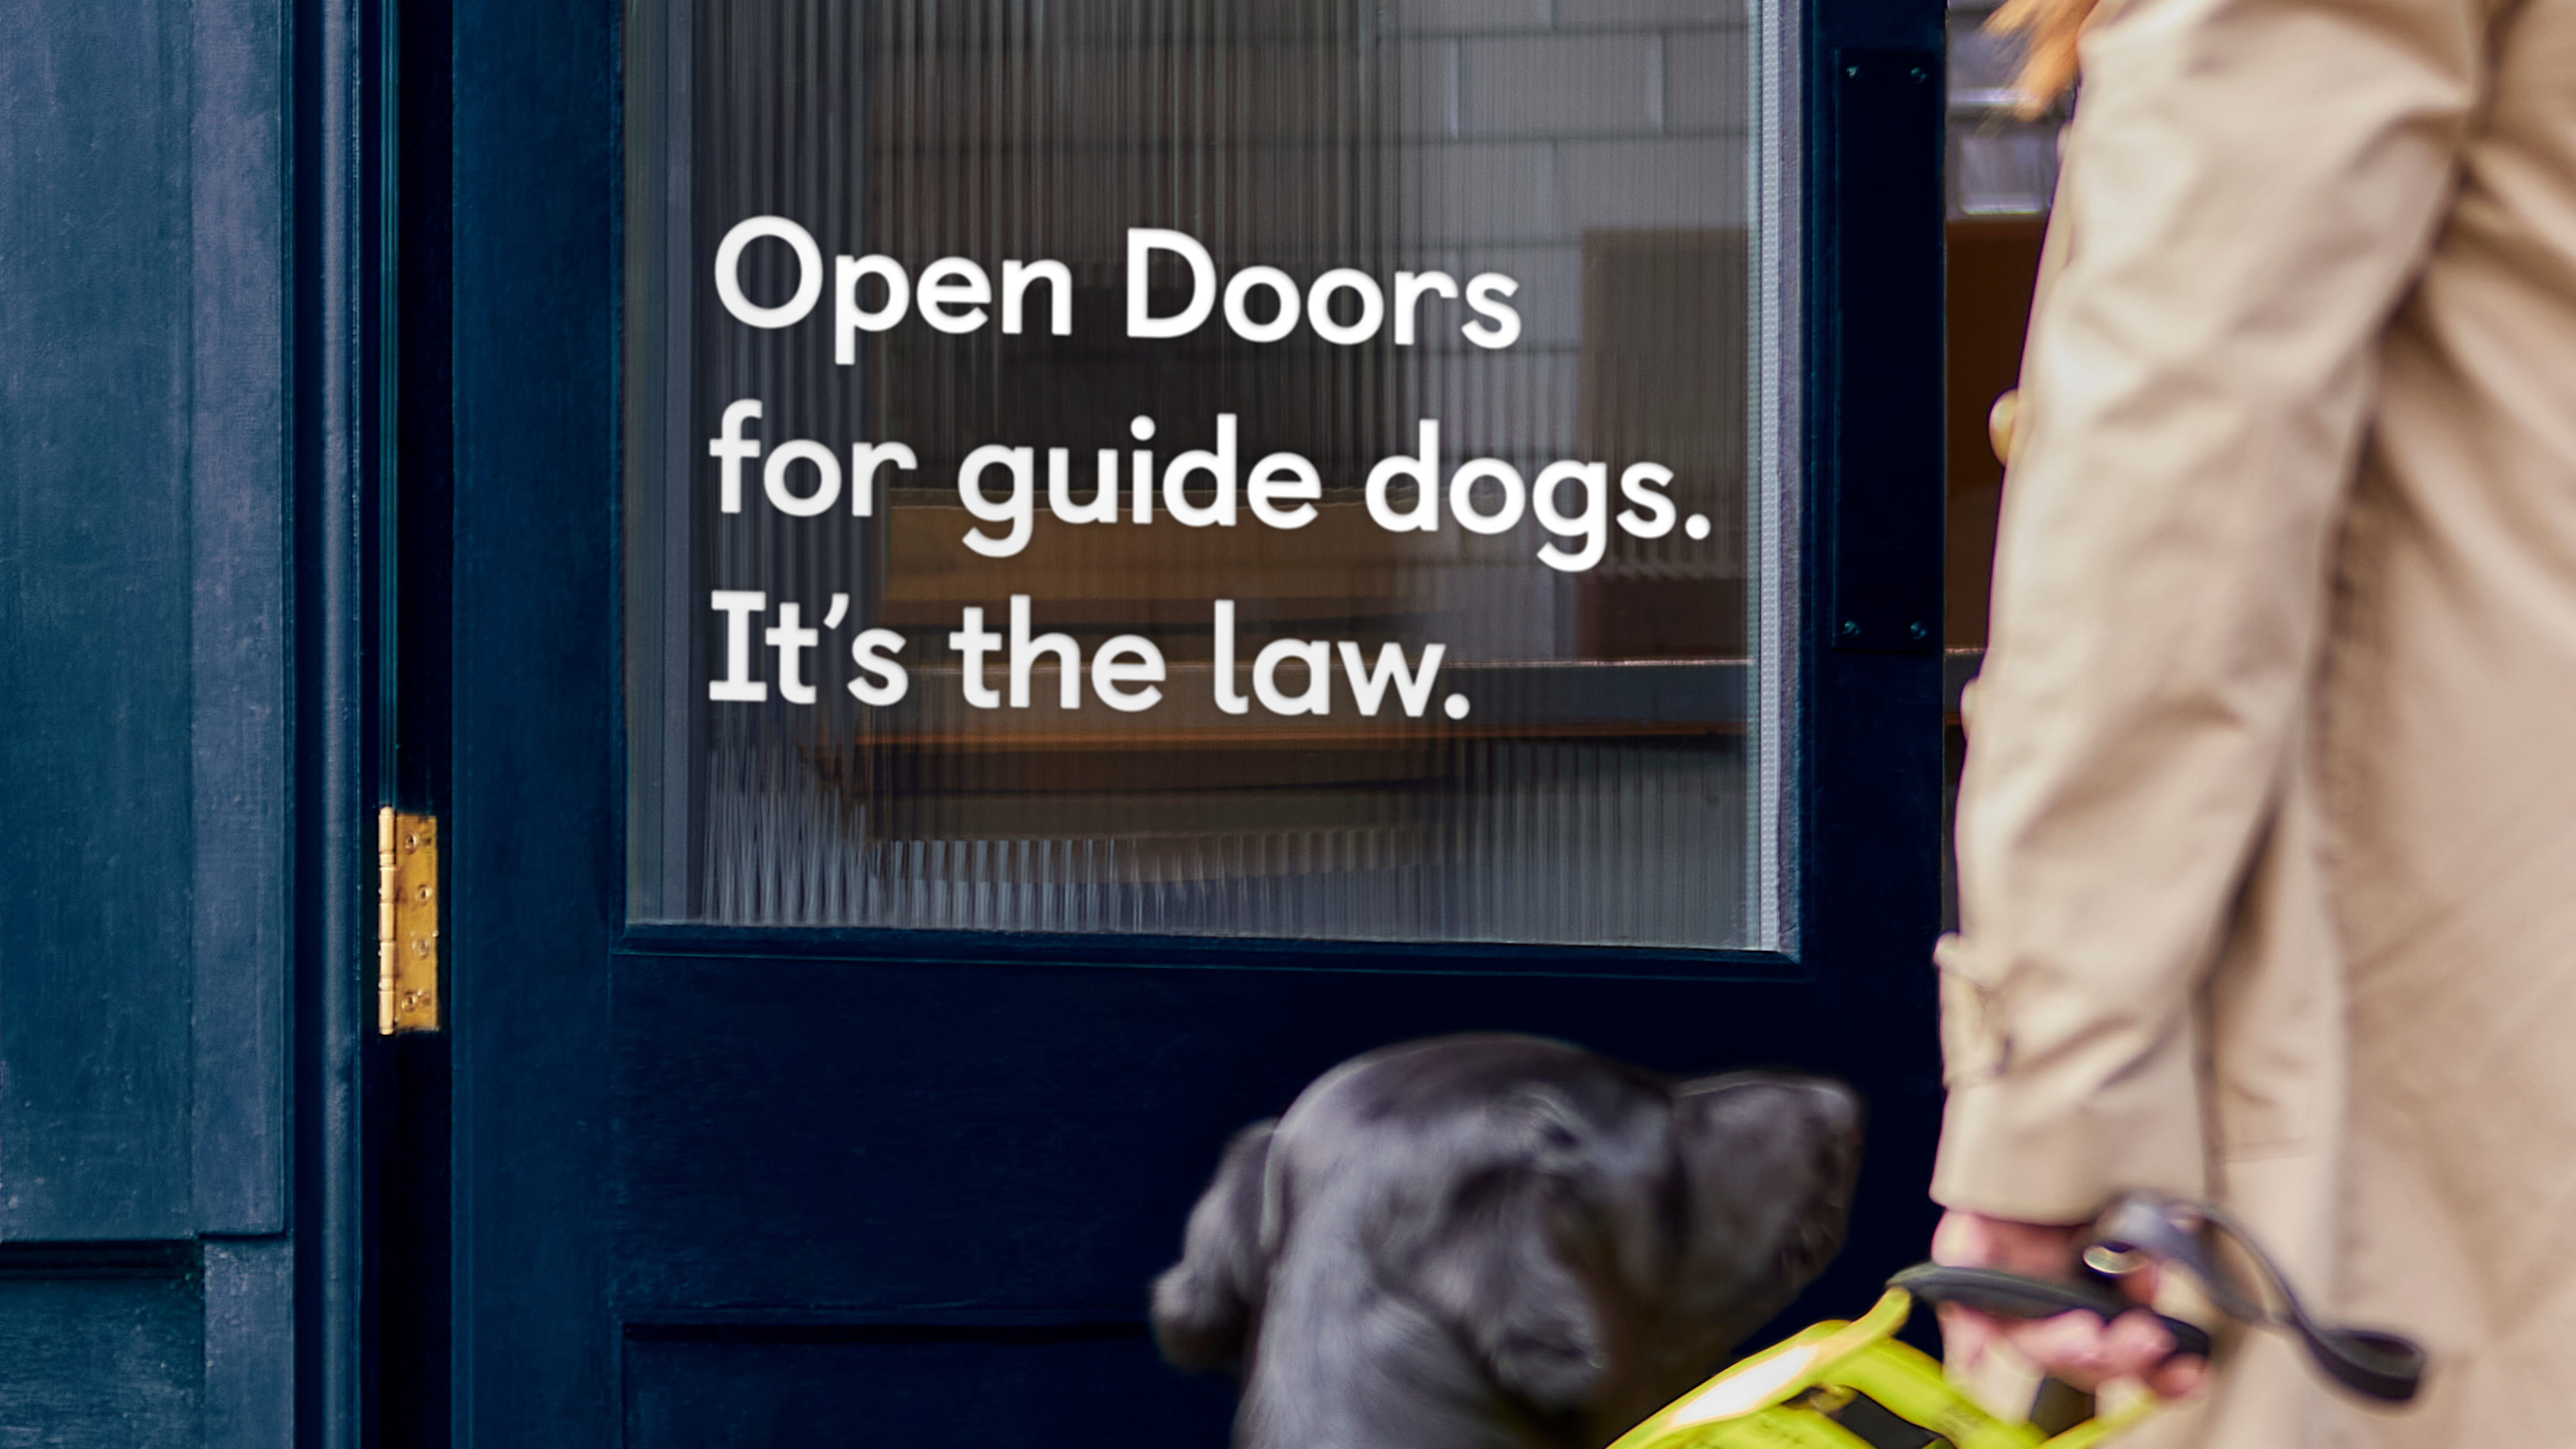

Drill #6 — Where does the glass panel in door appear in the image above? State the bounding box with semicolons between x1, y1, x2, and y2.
623;0;1795;948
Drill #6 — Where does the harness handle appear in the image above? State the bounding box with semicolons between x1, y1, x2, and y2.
1888;1263;2212;1360
2088;1191;2425;1404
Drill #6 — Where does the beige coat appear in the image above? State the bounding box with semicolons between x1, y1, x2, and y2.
1930;0;2576;1438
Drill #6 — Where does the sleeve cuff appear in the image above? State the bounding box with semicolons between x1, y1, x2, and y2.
1930;1031;2208;1224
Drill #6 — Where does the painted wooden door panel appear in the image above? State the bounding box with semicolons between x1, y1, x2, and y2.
0;0;294;1441
449;1;1948;1443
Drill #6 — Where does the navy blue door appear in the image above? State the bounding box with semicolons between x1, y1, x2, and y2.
442;1;1944;1443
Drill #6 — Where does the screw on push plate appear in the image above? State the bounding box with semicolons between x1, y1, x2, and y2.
1910;65;1930;81
1845;63;1861;77
1841;620;1861;638
1908;621;1929;640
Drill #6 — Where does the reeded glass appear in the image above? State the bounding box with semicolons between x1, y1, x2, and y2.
624;0;1794;946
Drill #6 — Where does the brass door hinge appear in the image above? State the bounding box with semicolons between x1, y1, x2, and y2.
377;808;442;1034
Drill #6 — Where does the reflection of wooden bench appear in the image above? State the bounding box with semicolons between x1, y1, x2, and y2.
818;658;1748;749
884;497;1550;629
879;492;1751;659
805;660;1748;805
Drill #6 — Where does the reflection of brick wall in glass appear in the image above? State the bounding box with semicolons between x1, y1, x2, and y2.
623;0;1782;946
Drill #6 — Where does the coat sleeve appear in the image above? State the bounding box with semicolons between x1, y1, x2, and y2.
1931;0;2485;1222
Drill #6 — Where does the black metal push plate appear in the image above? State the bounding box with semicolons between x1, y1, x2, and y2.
1828;48;1945;655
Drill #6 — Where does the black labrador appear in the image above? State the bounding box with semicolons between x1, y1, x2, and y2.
1154;1034;1861;1449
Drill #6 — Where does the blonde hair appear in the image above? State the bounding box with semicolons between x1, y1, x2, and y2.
1988;0;2096;114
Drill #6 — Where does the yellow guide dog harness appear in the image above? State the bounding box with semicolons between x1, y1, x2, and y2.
1612;1192;2425;1449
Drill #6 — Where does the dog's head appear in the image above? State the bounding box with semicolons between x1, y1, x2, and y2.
1153;1036;1862;1448
1624;1073;1862;1398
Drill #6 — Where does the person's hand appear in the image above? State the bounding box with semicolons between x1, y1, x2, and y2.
1930;1208;2210;1399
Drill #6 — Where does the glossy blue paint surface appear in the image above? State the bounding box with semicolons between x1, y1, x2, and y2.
0;0;294;1437
1;0;197;1245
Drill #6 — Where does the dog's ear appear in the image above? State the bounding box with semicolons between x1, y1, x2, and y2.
1381;1084;1609;1412
1151;1119;1277;1378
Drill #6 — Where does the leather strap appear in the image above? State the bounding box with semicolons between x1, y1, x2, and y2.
2087;1191;2424;1404
1891;1190;2426;1405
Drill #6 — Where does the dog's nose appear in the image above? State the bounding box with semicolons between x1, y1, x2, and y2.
1735;1075;1863;1150
1801;1080;1863;1147
1760;1078;1863;1200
